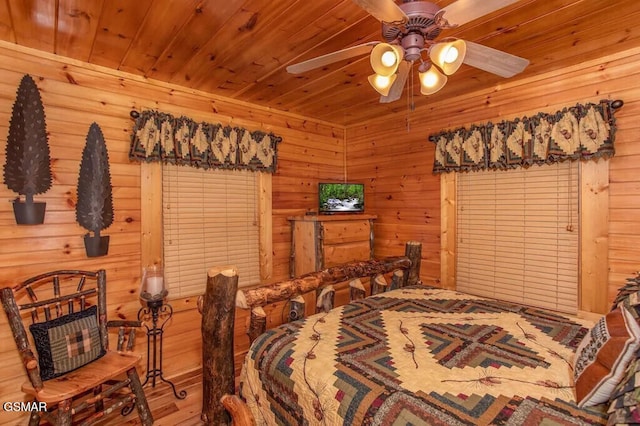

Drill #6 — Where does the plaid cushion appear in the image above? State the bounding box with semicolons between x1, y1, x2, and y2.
29;306;105;381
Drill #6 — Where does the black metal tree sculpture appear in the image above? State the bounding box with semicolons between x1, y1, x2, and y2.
3;74;52;225
76;122;114;257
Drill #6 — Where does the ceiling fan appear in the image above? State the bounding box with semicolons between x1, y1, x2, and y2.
286;0;529;103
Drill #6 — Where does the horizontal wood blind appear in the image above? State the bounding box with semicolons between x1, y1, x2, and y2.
456;162;579;313
162;166;260;297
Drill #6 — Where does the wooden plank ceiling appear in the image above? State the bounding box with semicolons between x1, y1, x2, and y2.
0;0;638;127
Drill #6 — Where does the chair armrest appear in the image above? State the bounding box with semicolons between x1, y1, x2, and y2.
21;348;38;370
20;348;43;391
106;320;142;352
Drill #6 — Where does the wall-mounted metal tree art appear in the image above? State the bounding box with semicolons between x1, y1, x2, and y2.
76;122;114;257
3;74;52;225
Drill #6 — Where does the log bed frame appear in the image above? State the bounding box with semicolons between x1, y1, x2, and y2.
200;241;422;425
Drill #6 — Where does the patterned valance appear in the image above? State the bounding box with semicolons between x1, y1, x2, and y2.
430;99;622;174
129;110;281;173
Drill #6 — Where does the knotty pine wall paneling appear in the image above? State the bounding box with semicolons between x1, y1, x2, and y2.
346;46;640;313
0;42;345;424
346;124;442;283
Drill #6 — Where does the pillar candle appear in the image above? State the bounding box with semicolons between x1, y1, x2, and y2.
146;276;164;296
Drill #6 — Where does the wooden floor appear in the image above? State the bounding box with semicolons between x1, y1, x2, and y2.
102;368;205;425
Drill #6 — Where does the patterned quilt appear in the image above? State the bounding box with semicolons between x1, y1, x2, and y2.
240;286;608;425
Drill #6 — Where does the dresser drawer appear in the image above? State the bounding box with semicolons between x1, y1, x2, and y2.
322;220;371;244
323;241;371;267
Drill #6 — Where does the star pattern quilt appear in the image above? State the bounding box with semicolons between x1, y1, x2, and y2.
240;286;608;425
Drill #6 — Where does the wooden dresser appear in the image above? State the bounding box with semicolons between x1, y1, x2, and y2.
288;214;376;277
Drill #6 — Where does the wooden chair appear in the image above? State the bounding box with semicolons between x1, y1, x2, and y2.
0;269;153;425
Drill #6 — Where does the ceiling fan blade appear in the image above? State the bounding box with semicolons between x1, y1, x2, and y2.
463;41;529;78
286;42;379;74
379;61;410;103
441;0;520;26
352;0;408;23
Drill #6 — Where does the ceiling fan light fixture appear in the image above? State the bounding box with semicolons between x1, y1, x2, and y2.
368;73;397;96
370;43;404;76
419;63;447;95
429;39;467;75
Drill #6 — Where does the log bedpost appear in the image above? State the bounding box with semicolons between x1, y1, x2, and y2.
248;307;266;344
404;241;422;286
390;269;404;290
349;278;366;301
201;266;238;425
316;285;335;313
372;274;388;295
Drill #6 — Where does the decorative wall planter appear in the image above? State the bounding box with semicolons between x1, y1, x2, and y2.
3;74;52;225
83;234;110;258
76;123;114;257
12;201;46;225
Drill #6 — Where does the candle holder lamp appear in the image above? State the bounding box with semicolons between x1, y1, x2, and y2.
138;265;186;399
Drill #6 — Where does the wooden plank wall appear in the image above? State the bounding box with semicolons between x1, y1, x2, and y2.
346;46;640;306
0;42;344;424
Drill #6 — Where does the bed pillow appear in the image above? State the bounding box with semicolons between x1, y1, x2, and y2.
606;355;640;425
29;305;105;381
573;307;640;407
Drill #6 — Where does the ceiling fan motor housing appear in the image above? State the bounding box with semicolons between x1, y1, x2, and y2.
382;0;443;58
401;33;425;61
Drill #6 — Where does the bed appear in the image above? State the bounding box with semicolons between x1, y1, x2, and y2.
240;285;611;425
208;242;640;425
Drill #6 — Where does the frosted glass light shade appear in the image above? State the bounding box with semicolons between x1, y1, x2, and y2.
368;73;397;96
419;65;447;95
370;43;404;77
381;51;397;67
429;40;467;75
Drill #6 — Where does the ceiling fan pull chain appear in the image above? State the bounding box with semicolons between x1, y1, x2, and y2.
406;65;412;132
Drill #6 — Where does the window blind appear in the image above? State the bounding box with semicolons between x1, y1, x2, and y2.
456;162;579;313
162;165;260;298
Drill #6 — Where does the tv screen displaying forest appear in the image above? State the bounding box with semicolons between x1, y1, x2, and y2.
318;183;364;213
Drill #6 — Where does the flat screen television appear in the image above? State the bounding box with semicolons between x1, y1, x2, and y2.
318;182;364;214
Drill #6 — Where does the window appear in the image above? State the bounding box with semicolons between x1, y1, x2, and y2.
456;162;579;313
162;165;261;298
